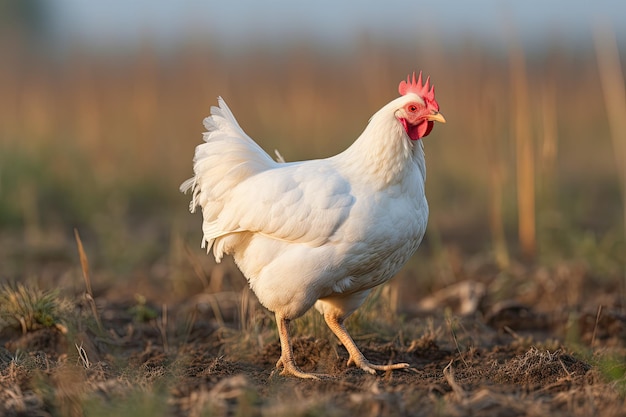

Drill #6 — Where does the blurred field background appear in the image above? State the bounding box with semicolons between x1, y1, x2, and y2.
1;1;624;291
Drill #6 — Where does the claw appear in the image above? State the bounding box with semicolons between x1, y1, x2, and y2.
274;318;331;380
348;354;409;374
280;367;322;380
275;356;330;379
324;312;410;376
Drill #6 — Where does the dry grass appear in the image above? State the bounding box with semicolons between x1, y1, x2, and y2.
1;36;623;257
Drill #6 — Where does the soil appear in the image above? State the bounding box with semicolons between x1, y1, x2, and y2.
1;244;625;416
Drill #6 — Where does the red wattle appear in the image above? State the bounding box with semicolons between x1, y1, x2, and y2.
399;118;434;141
409;120;433;141
419;121;433;138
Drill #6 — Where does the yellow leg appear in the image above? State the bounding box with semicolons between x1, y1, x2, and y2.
324;312;409;374
274;314;323;379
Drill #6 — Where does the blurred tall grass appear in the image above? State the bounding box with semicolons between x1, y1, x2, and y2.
0;32;624;281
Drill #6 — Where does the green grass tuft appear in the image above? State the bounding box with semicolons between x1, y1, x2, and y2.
0;282;69;334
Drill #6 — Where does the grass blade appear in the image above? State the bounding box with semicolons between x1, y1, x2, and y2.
74;228;103;332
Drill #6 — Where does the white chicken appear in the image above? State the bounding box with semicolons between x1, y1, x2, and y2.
181;72;445;379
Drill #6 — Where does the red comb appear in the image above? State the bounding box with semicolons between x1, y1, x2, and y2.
398;71;436;102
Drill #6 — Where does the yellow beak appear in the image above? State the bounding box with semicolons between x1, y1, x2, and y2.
427;111;446;124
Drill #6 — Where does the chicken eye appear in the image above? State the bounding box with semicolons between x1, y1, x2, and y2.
408;105;417;112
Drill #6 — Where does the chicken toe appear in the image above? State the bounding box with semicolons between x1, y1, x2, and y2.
324;312;409;374
347;355;410;374
275;357;321;380
275;315;327;380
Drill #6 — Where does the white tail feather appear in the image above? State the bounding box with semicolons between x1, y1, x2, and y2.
180;98;275;259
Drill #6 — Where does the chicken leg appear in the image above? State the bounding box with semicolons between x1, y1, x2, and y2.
274;315;324;379
323;312;409;374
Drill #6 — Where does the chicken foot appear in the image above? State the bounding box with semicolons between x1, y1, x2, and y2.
274;315;327;379
323;312;409;374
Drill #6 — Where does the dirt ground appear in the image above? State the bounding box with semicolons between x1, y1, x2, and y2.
1;241;626;417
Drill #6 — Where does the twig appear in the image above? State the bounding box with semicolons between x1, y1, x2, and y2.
443;360;465;401
75;343;90;369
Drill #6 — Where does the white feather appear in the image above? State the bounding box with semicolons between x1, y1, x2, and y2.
182;93;430;320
